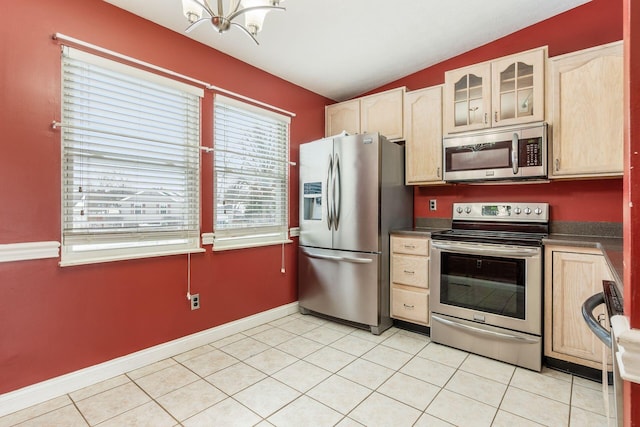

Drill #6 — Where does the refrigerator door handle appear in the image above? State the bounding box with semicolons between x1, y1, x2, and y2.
326;154;333;230
301;249;373;264
333;153;341;231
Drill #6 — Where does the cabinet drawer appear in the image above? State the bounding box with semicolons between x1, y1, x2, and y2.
392;236;429;256
391;287;429;324
392;255;428;288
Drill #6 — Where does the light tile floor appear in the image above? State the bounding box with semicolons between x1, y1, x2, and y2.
0;312;614;427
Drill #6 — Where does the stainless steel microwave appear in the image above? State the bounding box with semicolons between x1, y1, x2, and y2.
443;122;547;182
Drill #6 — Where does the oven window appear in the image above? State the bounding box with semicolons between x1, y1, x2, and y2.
440;253;526;319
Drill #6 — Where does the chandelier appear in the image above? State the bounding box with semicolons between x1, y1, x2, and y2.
181;0;285;45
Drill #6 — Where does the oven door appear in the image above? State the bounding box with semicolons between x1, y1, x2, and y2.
430;240;542;336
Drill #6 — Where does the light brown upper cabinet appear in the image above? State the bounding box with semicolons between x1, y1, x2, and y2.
444;47;546;134
547;41;623;178
404;86;444;185
325;98;360;137
360;87;405;140
325;87;405;140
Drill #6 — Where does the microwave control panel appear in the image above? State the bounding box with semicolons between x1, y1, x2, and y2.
519;137;542;166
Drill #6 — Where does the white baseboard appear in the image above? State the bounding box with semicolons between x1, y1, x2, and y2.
0;301;299;417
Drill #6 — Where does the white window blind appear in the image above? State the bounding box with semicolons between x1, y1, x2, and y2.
213;95;291;250
60;47;202;266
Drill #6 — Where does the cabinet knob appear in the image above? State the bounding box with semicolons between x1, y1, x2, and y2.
555;159;560;172
494;111;498;123
484;113;488;124
437;167;441;178
403;303;415;309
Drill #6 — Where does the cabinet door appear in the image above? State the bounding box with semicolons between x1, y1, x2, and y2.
444;63;491;134
360;87;404;140
547;42;623;178
491;48;545;127
545;248;613;369
404;86;444;185
325;99;360;137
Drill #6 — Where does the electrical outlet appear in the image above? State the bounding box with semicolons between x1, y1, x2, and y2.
429;199;437;211
190;294;200;310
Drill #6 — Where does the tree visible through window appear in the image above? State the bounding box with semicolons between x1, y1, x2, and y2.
213;95;290;249
60;47;202;265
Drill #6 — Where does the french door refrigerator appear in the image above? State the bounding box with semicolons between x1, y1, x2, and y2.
298;133;412;334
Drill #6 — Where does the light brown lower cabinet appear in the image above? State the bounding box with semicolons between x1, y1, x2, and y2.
390;235;430;326
544;245;613;369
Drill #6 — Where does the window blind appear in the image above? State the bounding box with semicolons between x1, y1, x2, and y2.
60;48;202;265
213;95;290;250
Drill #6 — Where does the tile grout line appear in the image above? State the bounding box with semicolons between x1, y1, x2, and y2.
2;314;608;427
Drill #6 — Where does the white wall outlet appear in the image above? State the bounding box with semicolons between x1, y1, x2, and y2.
191;294;200;310
429;199;437;211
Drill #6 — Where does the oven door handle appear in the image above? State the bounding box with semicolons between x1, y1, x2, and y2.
431;314;540;344
431;241;540;257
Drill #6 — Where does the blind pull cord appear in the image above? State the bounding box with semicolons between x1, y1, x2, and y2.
186;252;192;301
281;242;285;274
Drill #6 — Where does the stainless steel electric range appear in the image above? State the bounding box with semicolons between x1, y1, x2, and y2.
429;202;549;371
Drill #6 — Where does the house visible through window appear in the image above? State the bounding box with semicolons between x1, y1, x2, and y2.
213;95;291;250
60;47;203;266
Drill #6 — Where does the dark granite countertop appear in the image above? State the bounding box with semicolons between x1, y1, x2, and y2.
393;219;624;289
390;227;447;237
543;234;623;289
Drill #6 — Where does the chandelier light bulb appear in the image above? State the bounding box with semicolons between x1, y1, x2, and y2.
181;0;285;44
181;0;203;23
242;0;270;36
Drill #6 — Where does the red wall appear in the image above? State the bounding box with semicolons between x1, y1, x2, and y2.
415;180;623;223
623;0;640;424
0;0;330;393
373;0;624;225
0;0;630;403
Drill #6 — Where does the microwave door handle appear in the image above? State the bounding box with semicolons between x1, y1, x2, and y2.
512;133;519;175
326;155;333;230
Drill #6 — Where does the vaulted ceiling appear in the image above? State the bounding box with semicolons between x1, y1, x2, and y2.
105;0;590;101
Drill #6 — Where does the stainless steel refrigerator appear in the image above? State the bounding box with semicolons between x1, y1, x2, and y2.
298;133;413;334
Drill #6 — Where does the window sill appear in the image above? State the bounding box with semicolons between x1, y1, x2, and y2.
59;247;205;267
212;239;293;252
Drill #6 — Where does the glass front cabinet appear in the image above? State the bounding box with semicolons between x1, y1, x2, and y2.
444;47;546;134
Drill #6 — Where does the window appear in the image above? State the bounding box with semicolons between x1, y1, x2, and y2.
213;95;290;250
60;47;203;266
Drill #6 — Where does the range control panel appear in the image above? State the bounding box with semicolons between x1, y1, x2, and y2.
452;202;549;223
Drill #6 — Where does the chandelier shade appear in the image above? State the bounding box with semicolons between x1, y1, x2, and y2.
181;0;285;44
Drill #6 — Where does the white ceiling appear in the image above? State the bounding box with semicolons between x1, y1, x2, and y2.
104;0;590;101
